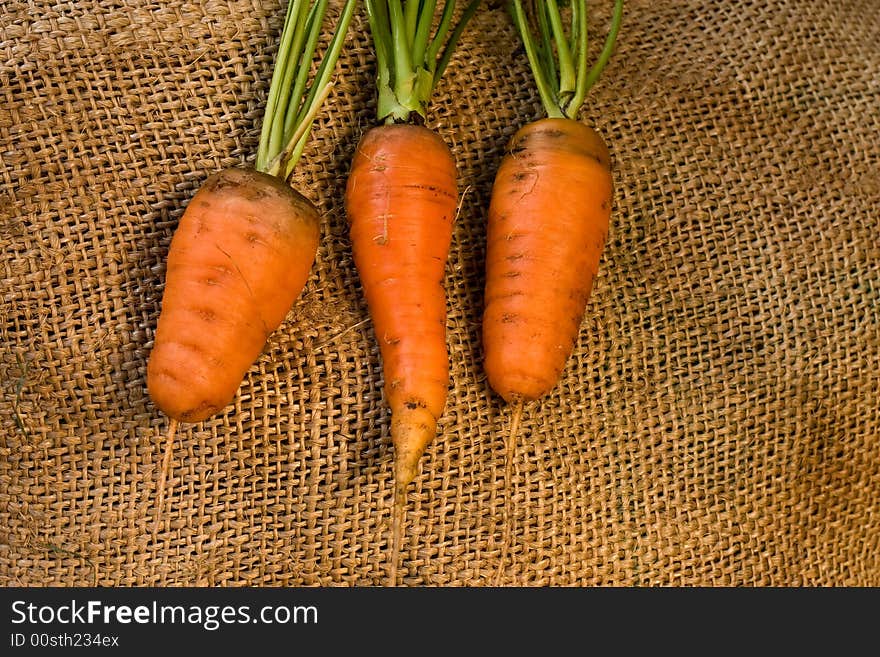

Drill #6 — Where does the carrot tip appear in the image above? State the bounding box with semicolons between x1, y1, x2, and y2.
390;481;406;587
387;407;438;586
390;408;436;492
495;398;524;586
151;417;179;542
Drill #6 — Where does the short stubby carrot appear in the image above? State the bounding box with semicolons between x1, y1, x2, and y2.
144;0;357;539
345;123;458;495
483;117;613;404
147;168;320;425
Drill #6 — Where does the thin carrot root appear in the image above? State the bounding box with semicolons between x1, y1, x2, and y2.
390;480;405;587
388;407;437;585
152;418;179;540
495;398;524;586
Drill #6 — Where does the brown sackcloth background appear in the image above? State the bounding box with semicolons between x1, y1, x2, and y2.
2;0;879;587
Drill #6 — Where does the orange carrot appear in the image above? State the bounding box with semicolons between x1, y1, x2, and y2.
145;0;356;537
346;123;457;575
483;0;623;582
484;118;612;404
346;124;456;487
346;0;480;584
147;168;320;426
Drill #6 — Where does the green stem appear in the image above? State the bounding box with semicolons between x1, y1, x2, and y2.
366;0;398;121
256;0;304;171
403;0;419;44
368;0;481;124
255;0;356;177
282;0;329;139
511;0;563;118
425;0;456;64
580;0;624;100
546;0;575;98
534;1;558;101
412;0;438;67
267;81;335;179
566;0;589;118
512;0;624;120
434;0;481;86
365;0;392;88
389;1;413;83
267;0;310;166
294;0;358;129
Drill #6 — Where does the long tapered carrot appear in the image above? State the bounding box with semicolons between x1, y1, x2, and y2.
346;123;458;582
346;0;480;585
484;0;623;582
346;124;457;488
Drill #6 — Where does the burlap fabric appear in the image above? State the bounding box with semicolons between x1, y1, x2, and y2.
1;0;878;587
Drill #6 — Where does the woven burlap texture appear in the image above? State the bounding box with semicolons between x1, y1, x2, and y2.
2;0;878;586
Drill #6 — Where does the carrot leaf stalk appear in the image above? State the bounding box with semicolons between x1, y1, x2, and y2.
365;0;482;124
256;0;358;179
510;0;623;119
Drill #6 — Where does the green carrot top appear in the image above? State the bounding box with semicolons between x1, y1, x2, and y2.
255;0;358;180
510;0;623;120
365;0;482;124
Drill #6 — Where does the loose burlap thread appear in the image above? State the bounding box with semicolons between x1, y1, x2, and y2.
1;0;878;586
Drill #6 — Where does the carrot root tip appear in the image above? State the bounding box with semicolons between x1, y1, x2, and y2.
390;407;437;491
387;407;438;585
390;481;406;587
151;417;179;542
495;398;524;586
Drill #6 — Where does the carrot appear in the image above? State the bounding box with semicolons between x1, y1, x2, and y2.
145;0;357;538
344;0;481;585
484;119;612;402
483;0;623;582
